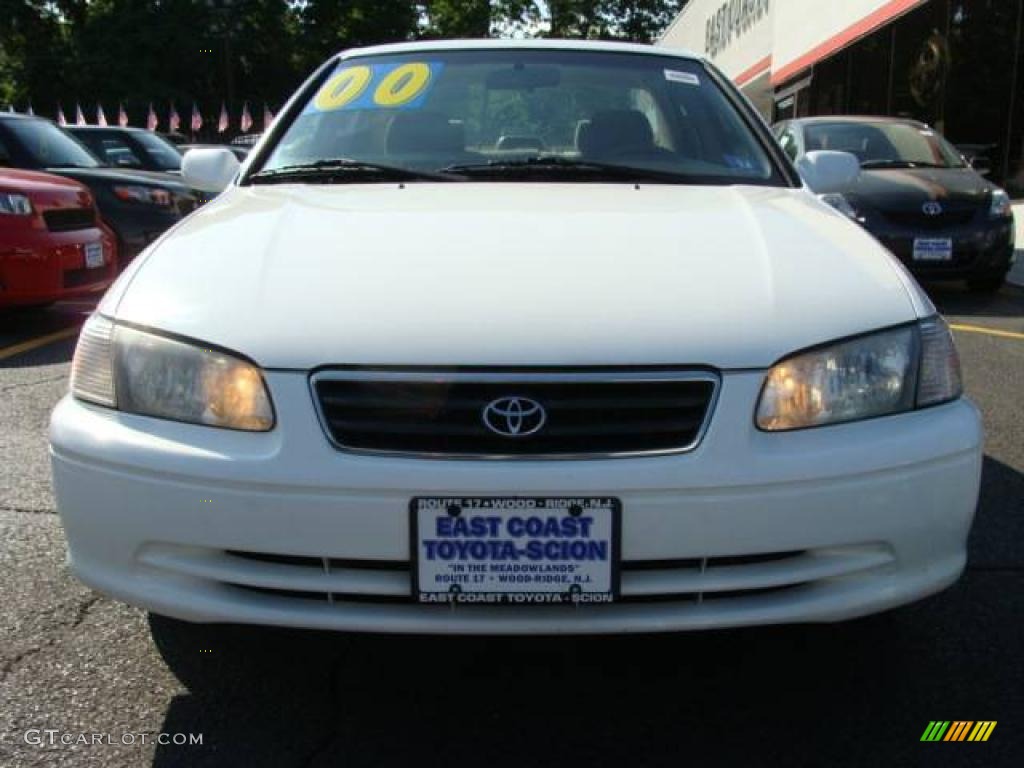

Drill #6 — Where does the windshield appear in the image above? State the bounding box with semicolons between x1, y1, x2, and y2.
132;131;183;170
256;49;782;185
5;119;100;168
803;121;966;169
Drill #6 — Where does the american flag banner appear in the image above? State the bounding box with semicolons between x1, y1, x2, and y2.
169;102;180;132
218;102;228;134
96;104;108;127
118;103;128;127
75;103;86;126
240;101;252;133
191;102;202;133
146;103;158;131
56;104;67;126
26;103;34;116
263;103;275;131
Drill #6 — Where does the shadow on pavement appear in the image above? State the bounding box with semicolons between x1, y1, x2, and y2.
0;301;87;369
969;455;1024;568
0;336;77;369
145;457;1023;768
925;279;1024;319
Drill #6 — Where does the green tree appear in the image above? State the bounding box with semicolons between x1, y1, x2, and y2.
0;1;71;109
421;0;493;37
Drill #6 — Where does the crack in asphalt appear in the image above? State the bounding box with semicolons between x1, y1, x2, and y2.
0;374;68;394
0;594;100;684
0;505;55;516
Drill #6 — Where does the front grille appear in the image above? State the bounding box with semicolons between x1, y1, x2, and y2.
880;207;977;229
312;370;718;457
43;207;96;232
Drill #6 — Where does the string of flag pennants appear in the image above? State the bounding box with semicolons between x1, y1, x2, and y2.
7;101;275;133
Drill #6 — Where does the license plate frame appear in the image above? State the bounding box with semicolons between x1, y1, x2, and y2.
410;496;621;606
84;242;104;269
912;237;953;262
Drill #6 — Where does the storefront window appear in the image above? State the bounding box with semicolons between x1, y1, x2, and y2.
773;0;1024;194
848;29;894;115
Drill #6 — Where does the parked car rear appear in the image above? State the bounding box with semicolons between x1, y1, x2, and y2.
0;114;197;263
0;169;116;308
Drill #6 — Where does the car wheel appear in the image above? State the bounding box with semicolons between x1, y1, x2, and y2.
966;273;1006;293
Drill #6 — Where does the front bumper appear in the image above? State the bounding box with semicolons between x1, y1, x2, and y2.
50;370;983;634
867;214;1014;280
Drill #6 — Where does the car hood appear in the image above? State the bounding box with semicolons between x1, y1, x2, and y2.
109;183;921;369
846;167;993;212
46;166;188;190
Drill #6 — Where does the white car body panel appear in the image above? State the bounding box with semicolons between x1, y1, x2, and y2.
111;184;916;369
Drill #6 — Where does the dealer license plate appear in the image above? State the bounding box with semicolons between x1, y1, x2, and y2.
411;497;620;605
84;242;104;269
912;237;953;262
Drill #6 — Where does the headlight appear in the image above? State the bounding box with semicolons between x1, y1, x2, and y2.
71;315;274;431
0;192;33;215
818;192;859;221
112;185;173;207
756;317;962;431
989;188;1012;218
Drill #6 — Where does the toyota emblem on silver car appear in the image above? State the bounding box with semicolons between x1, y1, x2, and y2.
922;201;943;216
482;397;547;437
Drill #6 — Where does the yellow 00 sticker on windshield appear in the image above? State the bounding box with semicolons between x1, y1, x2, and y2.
310;61;441;113
314;66;372;111
373;62;432;107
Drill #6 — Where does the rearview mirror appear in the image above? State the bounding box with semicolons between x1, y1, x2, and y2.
486;66;561;90
182;147;240;194
796;150;860;194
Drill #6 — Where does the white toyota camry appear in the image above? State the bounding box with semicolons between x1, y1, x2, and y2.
50;40;982;634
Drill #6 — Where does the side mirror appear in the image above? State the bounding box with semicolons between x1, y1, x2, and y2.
796;150;861;194
182;147;240;194
968;155;992;176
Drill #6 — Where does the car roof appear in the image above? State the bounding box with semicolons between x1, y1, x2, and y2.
341;38;700;62
787;115;928;129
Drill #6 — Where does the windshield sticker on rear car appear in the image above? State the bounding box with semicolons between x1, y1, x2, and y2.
664;69;700;86
310;61;443;113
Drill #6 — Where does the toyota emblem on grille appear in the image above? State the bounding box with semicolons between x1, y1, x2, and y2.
922;201;943;216
482;397;547;437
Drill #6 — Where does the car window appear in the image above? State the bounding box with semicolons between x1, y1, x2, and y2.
131;131;183;171
4;120;100;168
803;121;966;168
258;49;783;185
77;137;144;169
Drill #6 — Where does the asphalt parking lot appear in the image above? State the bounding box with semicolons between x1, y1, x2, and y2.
0;283;1021;768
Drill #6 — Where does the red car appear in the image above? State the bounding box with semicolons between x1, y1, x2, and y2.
0;169;117;308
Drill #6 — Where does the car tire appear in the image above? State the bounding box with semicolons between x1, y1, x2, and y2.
966;273;1006;293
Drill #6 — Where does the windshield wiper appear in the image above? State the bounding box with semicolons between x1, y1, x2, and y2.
861;159;947;169
248;158;462;184
440;156;703;184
